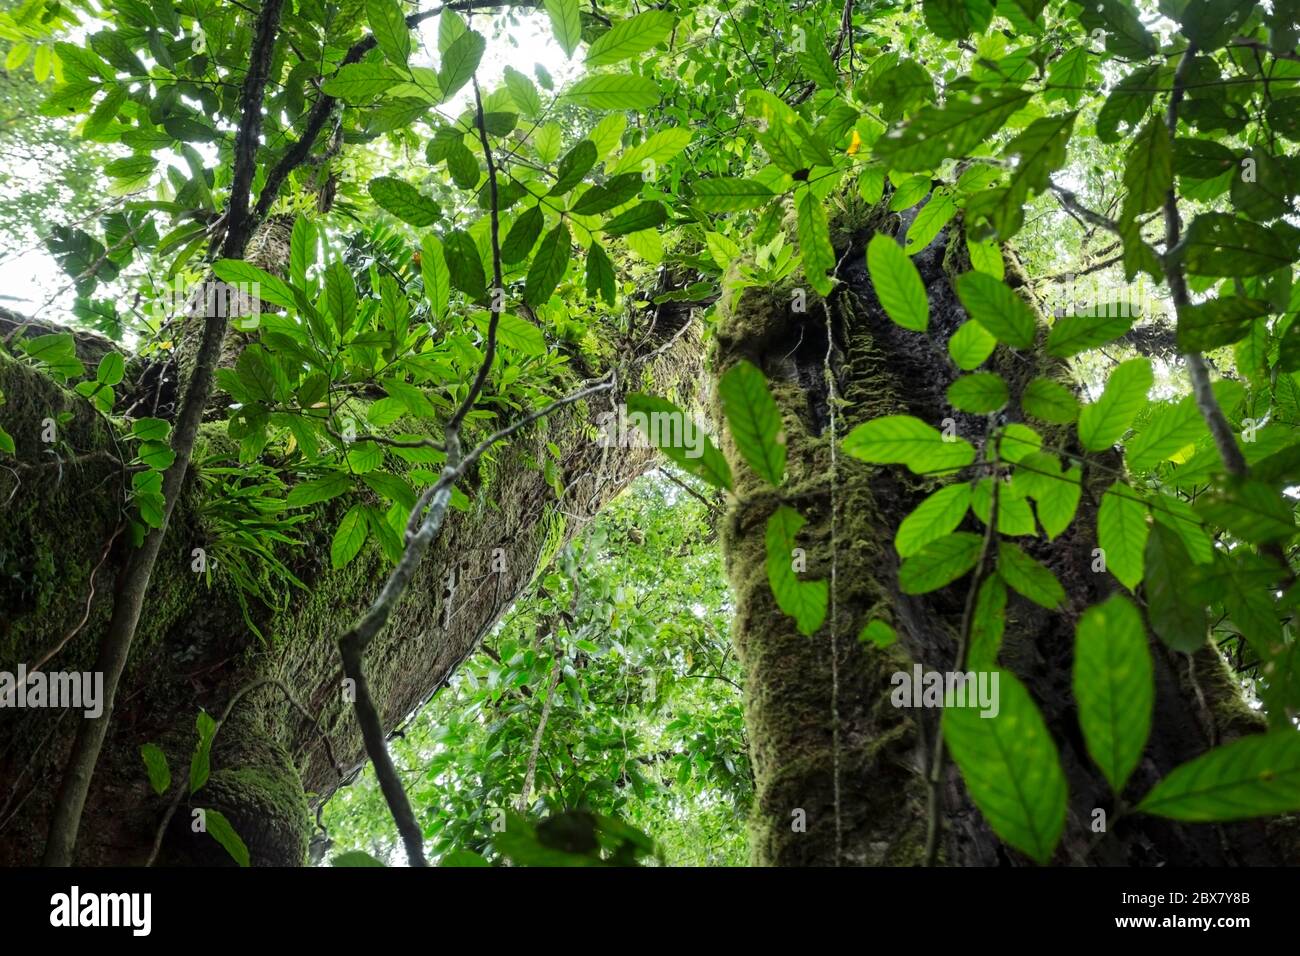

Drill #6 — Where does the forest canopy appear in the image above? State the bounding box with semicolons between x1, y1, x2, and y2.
0;0;1299;872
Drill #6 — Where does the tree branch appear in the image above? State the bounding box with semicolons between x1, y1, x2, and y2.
41;0;288;867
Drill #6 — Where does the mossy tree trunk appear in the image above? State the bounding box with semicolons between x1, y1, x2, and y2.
0;219;703;865
711;206;1298;866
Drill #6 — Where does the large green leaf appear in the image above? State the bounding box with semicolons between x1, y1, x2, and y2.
524;221;571;306
797;187;835;296
719;360;786;487
947;373;1009;413
874;88;1031;172
438;29;486;99
331;504;368;569
585;10;675;66
1074;594;1153;794
943;669;1067;864
368;177;440;227
562;75;661;110
624;393;732;490
1077;358;1152;451
1144;523;1207;652
866;233;927;332
366;0;411;65
895;483;971;558
898;532;982;593
201;808;250;867
765;505;828;635
955;271;1037;349
1098;482;1148;591
998;541;1064;609
544;0;583;57
1137;731;1300;821
843;415;976;475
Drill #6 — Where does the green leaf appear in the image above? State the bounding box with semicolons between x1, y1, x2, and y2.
320;63;404;100
190;710;217;795
719;360;786;487
1144;523;1207;652
1196;478;1296;545
955;271;1037;349
572;173;643;215
324;260;358;334
1074;594;1153;795
585;242;616;305
211;260;295;310
1078;0;1157;59
443;229;486;300
904;190;957;253
602;201;668;236
95;351;124;386
286;472;351;509
504;66;542;117
967;573;1008;669
562;75;661;111
586;10;675;66
1182;213;1300;277
502;205;544;264
948;320;997;370
922;0;995;39
843;415;975;475
524;222;571;306
1077;358;1152;451
331;504;368;569
1098;482;1148;591
874;88;1031;172
366;0;411;65
765;505;829;636
1121;118;1172;219
544;0;583;57
1046;313;1134;357
998;541;1065;609
438;29;486;100
1176;296;1270;351
550;140;597;196
1137;731;1300;821
1123;396;1204;472
140;743;171;796
132;417;170;441
947;373;1008;413
859;619;898;648
1015;453;1080;541
866;234;927;332
368;177;441;226
1022;377;1078;424
796;188;835;296
421;234;451;321
201;808;250;867
691;177;774;212
624;393;732;490
943;669;1067;865
895;483;971;558
899;532;982;593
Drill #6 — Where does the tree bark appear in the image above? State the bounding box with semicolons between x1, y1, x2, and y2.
0;246;703;864
710;204;1300;866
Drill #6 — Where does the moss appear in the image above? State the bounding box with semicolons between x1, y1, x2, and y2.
712;264;932;865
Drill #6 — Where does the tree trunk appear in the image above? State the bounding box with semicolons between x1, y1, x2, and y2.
0;233;703;864
710;204;1300;866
